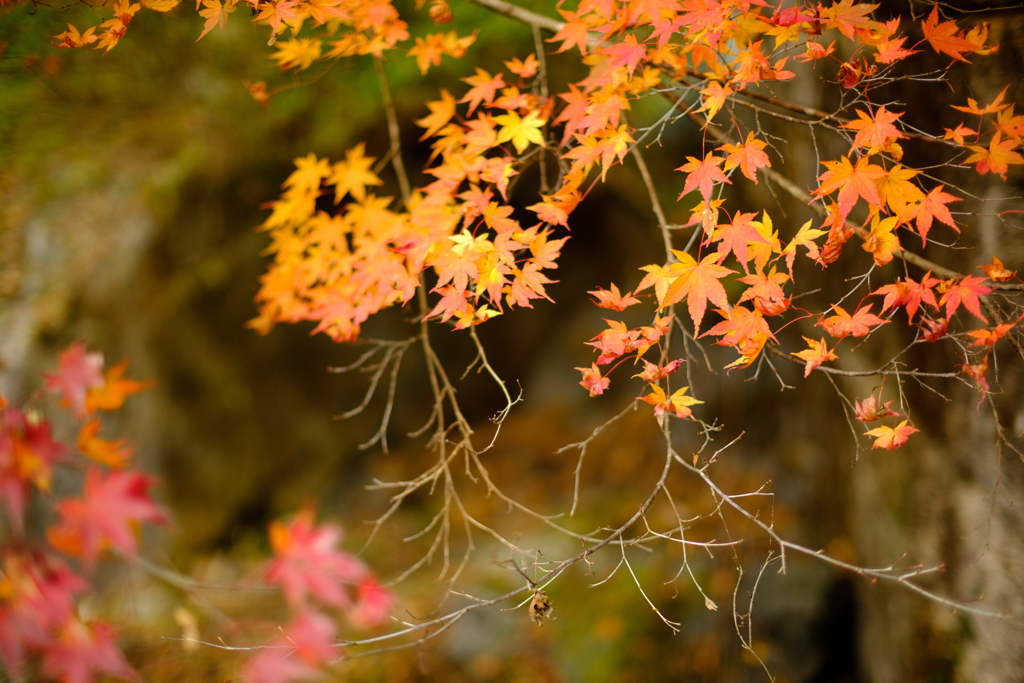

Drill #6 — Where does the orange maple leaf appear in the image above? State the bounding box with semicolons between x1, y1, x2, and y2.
820;0;878;39
781;219;826;275
921;4;976;62
865;420;918;450
698;81;733;122
662;251;734;334
793;337;838;377
460;68;505;115
979;256;1015;282
965;131;1024;180
549;9;590;55
84;361;155;413
841;105;904;154
817;304;888;338
720;132;771;184
197;0;236;42
588;283;640;311
77;419;133;468
327;143;383;203
637;385;703;420
907;185;960;246
814;155;886;223
415;89;457;140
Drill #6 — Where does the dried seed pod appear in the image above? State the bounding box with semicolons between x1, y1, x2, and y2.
529;590;553;626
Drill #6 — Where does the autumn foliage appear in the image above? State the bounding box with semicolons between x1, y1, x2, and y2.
9;0;1024;677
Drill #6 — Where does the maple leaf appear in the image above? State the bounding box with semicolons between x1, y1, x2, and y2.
854;396;902;422
49;467;167;566
861;213;901;266
874;35;919;63
662;251;734;334
677;153;730;203
415;89;457;141
633;359;685;383
959;354;990;398
952;85;1010;117
698;81;733;122
940;275;992;322
576;363;611;396
599;33;647;79
820;0;878;39
549;9;590;55
965;131;1024;180
52;24;98;48
504;53;539;78
817;304;887;338
815;155;886;224
874;271;939;320
494;110;546;153
460;68;505;115
874;164;922;217
943;123;975;146
979;256;1015;282
588;283;640;311
966;321;1016;347
841;105;904;153
196;0;237;42
327;143;383;203
865;420;918;450
922;4;975;62
906;185;960;247
76;419;133;468
709;211;768;272
349;577;396;629
703;305;773;369
266;506;367;608
793;337;838;377
737;267;790;316
782;219;826;275
720;132;771;183
83;360;152;413
41;619;141;683
587;319;640;365
637;385;703;420
44;343;104;418
272;38;322;71
244;611;337;683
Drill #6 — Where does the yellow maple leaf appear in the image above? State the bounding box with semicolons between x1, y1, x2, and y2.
494;110;547;154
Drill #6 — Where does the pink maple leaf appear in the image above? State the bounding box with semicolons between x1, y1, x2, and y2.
44;343;104;418
265;507;367;609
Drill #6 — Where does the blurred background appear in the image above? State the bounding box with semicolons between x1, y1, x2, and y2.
1;1;1023;681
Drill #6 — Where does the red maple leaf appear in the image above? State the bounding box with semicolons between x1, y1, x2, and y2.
42;619;140;683
349;577;396;629
49;467;167;566
940;275;992;322
44;343;104;418
265;507;367;608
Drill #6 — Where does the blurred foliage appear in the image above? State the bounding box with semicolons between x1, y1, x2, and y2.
0;2;863;681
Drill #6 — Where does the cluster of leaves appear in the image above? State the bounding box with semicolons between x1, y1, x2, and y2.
0;346;394;682
1;343;160;682
35;0;1024;671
